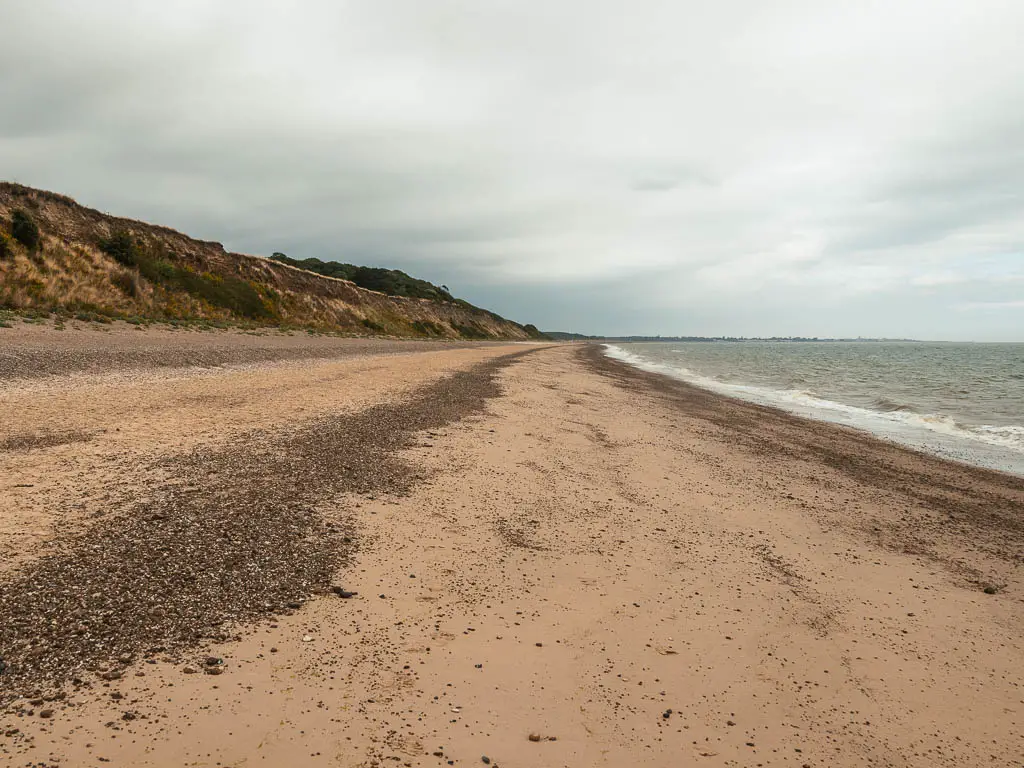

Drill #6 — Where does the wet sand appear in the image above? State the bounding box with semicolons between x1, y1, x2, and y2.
1;338;1023;767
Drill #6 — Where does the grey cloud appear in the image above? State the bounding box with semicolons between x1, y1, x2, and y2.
1;0;1023;339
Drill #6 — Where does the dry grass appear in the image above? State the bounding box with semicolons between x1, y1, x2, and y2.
0;183;532;338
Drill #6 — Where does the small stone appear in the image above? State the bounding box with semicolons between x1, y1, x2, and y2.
331;586;358;599
663;709;673;719
528;733;541;742
481;757;491;765
205;656;222;667
182;666;198;674
535;643;543;647
303;635;314;642
286;601;302;610
39;709;54;719
270;647;278;653
205;667;223;676
727;720;735;726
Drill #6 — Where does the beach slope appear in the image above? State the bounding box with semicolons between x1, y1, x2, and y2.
1;338;1022;767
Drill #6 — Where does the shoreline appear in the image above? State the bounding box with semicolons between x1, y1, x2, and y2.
601;341;1024;477
2;341;1023;766
582;343;1024;574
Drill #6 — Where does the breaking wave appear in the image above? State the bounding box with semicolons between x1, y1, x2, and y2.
603;344;1024;465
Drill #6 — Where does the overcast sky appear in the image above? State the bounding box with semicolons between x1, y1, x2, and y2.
2;1;1022;339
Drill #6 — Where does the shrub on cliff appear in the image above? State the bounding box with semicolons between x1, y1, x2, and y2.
269;253;455;302
99;230;141;267
10;209;40;250
98;229;271;319
452;322;490;339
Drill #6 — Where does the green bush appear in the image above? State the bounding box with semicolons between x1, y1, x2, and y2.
99;230;271;319
411;319;444;336
270;253;455;302
451;322;490;340
170;268;269;319
0;231;12;259
10;209;40;250
99;230;140;267
137;258;176;283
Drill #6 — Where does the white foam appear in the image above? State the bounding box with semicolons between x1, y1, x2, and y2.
603;344;1024;475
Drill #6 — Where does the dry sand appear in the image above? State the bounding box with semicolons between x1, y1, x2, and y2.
1;335;1023;767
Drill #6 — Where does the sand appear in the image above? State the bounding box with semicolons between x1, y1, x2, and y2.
1;335;1023;767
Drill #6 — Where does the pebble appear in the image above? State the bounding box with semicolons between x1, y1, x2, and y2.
0;358;505;702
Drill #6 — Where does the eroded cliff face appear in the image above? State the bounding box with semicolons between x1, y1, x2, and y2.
0;183;535;339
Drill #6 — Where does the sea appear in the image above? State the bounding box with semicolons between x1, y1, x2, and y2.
604;342;1024;477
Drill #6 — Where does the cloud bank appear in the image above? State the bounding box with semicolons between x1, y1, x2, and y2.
2;0;1022;339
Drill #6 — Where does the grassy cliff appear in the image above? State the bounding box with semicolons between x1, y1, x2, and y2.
0;183;545;340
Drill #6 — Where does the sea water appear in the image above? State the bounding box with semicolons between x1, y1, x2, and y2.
605;342;1024;476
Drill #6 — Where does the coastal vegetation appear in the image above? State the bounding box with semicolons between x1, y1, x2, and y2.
269;253;455;303
0;183;541;339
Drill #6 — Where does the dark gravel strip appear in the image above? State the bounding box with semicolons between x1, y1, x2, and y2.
0;327;505;382
0;348;536;701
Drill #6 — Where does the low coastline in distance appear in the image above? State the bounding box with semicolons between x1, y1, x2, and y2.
546;331;925;342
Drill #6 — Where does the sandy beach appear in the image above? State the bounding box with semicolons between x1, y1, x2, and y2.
2;328;1023;767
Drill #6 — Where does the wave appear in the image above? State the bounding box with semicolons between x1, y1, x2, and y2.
872;397;917;413
603;344;1024;457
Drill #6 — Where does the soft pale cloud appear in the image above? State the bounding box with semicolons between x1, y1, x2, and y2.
957;301;1024;312
1;0;1022;339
